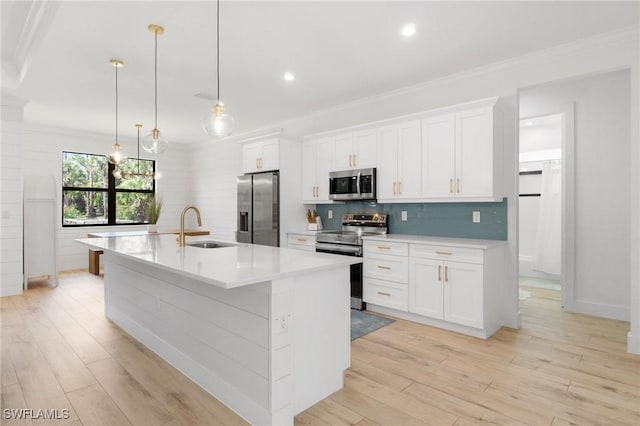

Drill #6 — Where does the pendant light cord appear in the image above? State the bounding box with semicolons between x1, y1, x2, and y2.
217;0;220;101
137;126;141;174
115;64;119;144
154;30;158;129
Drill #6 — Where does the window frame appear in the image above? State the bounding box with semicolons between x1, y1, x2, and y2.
62;151;156;227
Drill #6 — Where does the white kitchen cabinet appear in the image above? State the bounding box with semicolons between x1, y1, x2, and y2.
409;256;483;329
287;233;316;252
421;103;502;201
363;240;409;311
376;120;421;201
363;235;506;339
302;137;334;203
242;137;279;173
333;130;377;170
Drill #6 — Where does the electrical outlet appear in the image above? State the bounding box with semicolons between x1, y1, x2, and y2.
473;211;481;223
328;210;333;219
401;211;408;221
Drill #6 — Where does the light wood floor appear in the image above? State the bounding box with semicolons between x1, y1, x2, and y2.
1;273;638;426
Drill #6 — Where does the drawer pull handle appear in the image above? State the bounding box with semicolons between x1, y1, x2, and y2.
445;265;449;282
377;291;391;296
377;265;391;270
436;251;452;255
297;238;307;242
438;265;441;281
377;246;391;250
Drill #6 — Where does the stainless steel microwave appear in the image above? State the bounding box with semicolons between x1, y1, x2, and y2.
329;168;376;201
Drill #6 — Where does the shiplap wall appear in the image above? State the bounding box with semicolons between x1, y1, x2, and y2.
21;125;194;271
0;96;26;296
190;139;242;242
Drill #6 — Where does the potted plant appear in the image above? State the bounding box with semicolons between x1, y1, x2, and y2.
146;196;163;233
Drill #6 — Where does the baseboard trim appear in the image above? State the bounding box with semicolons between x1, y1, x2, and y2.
628;331;640;355
569;299;630;322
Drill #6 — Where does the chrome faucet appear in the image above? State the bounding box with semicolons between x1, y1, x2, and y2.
179;205;202;247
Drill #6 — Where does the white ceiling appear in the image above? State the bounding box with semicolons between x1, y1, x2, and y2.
4;1;639;145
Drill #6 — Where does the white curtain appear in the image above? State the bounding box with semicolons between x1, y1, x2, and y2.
533;161;562;275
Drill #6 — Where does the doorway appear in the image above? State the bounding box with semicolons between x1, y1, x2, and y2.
518;114;563;303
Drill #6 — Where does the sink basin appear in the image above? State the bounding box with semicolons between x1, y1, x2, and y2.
187;241;235;249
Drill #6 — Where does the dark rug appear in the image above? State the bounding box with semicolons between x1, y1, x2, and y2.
351;310;395;340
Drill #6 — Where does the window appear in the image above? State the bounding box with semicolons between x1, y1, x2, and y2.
62;151;155;226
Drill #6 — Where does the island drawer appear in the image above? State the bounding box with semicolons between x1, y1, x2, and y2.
410;244;484;264
364;277;408;311
364;240;408;257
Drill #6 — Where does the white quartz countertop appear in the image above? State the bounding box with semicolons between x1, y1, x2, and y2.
362;234;507;249
75;234;357;289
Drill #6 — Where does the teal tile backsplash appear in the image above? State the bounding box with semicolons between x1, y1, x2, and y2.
315;198;508;240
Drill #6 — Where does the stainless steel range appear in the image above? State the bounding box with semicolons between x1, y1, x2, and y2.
315;213;388;310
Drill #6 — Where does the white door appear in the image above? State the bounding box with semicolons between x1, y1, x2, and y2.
409;258;444;320
302;142;318;201
353;129;378;169
333;133;353;170
443;261;483;328
316;138;335;201
455;107;493;198
259;138;279;172
377;125;398;199
421;114;455;198
397;120;422;199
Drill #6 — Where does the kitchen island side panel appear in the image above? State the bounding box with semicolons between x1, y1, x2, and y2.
103;251;350;425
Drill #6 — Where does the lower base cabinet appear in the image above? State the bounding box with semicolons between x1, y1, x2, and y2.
363;237;506;339
410;257;483;329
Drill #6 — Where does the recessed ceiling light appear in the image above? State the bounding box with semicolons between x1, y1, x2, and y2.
401;23;416;38
525;121;534;126
283;72;295;81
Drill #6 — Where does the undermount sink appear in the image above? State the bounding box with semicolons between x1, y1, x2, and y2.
187;241;236;249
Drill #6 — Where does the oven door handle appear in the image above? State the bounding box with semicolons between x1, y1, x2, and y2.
356;171;361;195
315;243;362;257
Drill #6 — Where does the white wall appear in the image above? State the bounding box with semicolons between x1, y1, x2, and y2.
21;125;194;271
190;139;242;242
0;93;26;296
520;69;631;321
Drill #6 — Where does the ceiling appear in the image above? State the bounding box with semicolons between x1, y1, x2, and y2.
3;1;638;145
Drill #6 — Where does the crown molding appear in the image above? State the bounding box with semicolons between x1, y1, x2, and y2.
1;0;60;89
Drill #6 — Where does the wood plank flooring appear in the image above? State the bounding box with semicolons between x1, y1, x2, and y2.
1;273;638;425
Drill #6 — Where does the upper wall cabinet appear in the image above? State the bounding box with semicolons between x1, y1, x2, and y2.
302;138;335;203
377;121;421;201
333;129;378;170
421;101;503;201
242;137;279;173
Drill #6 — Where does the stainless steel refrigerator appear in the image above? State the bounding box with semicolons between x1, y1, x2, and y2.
236;171;279;247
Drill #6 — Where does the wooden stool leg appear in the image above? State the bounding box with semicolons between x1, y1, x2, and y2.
89;250;100;275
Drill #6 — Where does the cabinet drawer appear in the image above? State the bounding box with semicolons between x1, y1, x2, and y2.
364;240;408;257
364;277;408;311
287;234;316;248
410;244;483;264
364;253;409;283
288;243;315;252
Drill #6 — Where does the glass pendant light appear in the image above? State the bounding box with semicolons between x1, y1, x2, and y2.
203;0;235;137
108;59;128;164
142;24;169;154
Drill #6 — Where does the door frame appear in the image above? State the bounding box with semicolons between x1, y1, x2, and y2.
518;103;575;310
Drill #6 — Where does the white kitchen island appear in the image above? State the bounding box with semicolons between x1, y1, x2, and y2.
75;234;356;426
